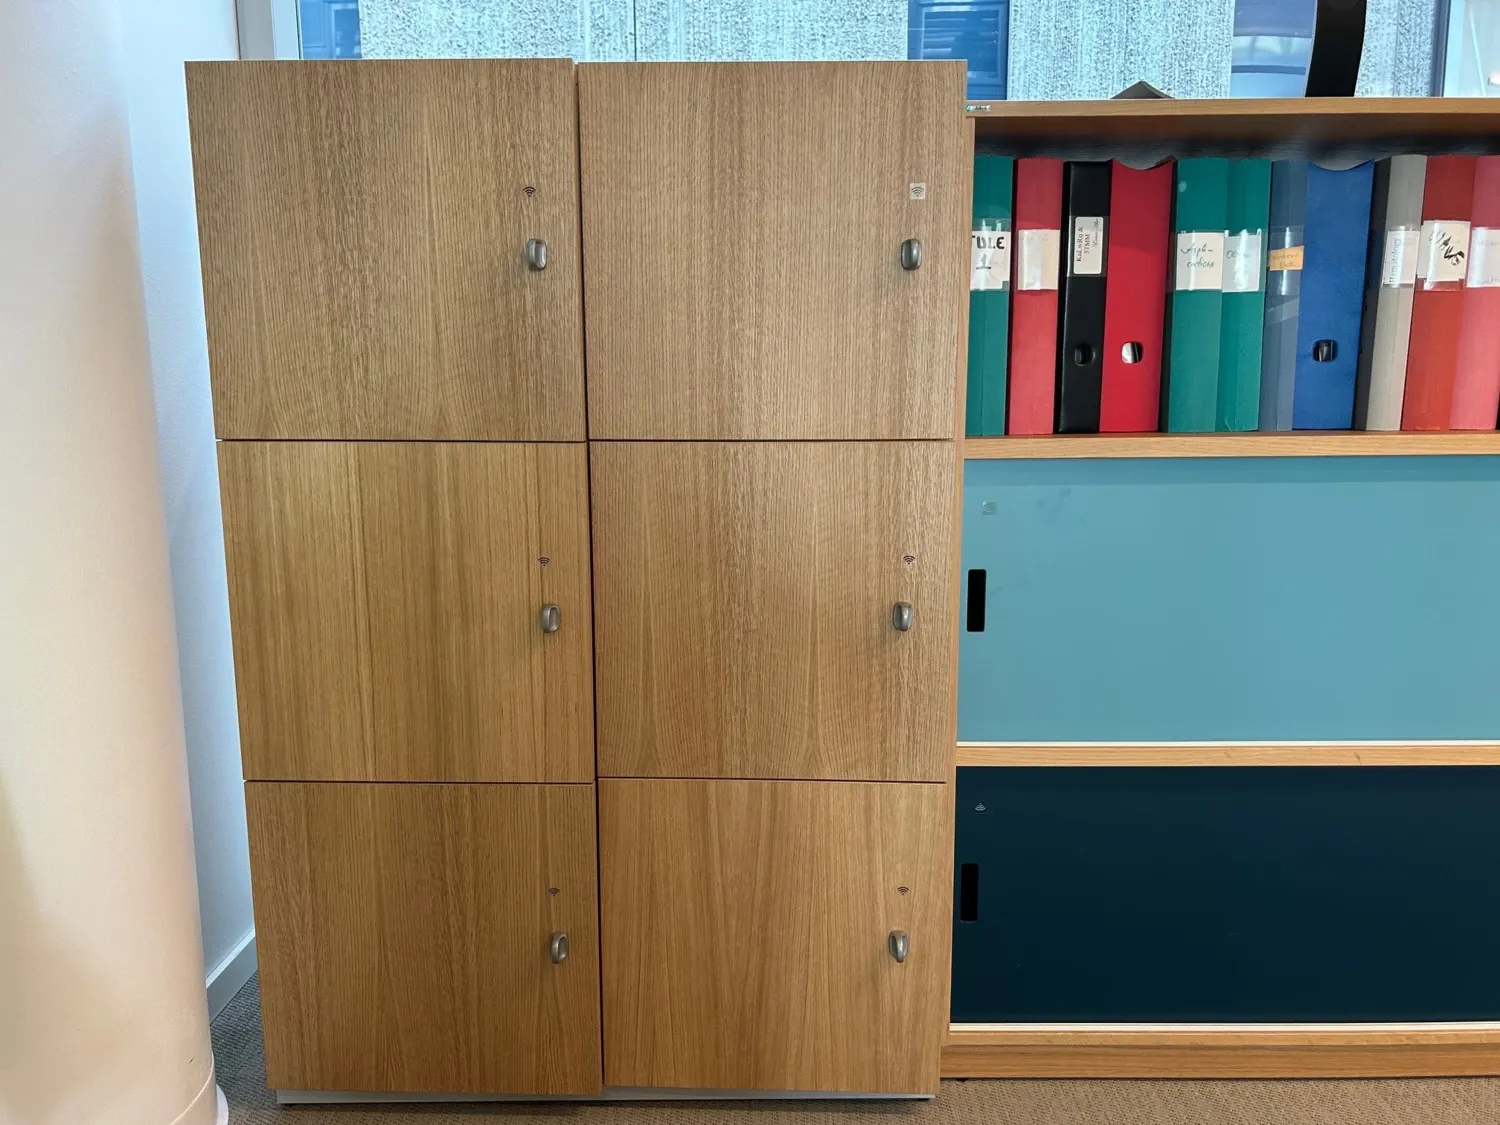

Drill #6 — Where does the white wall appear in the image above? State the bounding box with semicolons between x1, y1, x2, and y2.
117;0;255;1016
0;1;218;1121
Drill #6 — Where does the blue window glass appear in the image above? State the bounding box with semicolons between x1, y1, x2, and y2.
300;0;362;59
908;0;1009;100
1230;0;1316;97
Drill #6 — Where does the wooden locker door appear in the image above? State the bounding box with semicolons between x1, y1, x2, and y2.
578;62;967;439
220;441;593;782
599;778;951;1093
591;441;956;781
248;782;602;1094
187;60;584;439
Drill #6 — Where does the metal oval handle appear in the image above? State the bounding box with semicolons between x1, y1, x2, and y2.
888;930;909;963
526;238;548;271
900;238;922;270
539;603;561;634
892;601;913;632
549;931;569;964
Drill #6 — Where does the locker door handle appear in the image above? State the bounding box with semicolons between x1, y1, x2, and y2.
549;932;569;964
900;239;923;270
892;602;913;632
539;604;561;633
888;930;909;963
526;238;548;271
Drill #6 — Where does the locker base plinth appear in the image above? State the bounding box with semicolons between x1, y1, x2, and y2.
276;1088;934;1104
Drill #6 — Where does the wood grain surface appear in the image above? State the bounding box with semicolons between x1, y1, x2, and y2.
248;781;602;1094
591;441;957;781
964;432;1500;459
942;1025;1500;1078
599;779;950;1093
187;60;585;439
220;441;593;782
578;62;967;439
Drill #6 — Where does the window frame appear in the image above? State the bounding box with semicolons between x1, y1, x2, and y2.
236;0;300;59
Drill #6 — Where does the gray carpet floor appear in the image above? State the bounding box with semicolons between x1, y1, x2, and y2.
213;976;1500;1123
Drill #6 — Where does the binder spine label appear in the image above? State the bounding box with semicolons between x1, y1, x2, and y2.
1267;245;1304;271
1070;216;1106;276
1223;230;1264;293
970;221;1012;291
1175;231;1225;291
1466;226;1500;288
1417;219;1471;285
1016;228;1061;290
1267;225;1305;301
1381;227;1420;288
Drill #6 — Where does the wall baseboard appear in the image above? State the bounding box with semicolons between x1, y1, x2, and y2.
942;1024;1500;1078
205;927;256;1020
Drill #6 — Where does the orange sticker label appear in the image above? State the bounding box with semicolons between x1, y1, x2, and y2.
1267;245;1304;272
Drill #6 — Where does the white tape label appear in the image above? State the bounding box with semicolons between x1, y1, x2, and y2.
1016;228;1061;291
1223;230;1263;294
1175;231;1225;291
1417;219;1470;285
1381;228;1419;288
1071;216;1105;276
1467;226;1500;288
970;227;1011;291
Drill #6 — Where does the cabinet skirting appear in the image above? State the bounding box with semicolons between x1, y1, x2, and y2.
277;1088;933;1104
941;1024;1500;1078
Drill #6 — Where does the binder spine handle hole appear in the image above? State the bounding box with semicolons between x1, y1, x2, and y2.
1313;339;1337;362
959;863;980;923
1121;341;1143;364
966;569;987;633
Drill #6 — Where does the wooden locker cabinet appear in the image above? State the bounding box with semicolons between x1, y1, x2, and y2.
219;441;594;782
599;779;951;1093
247;782;602;1094
192;57;964;1102
591;441;957;781
583;60;964;1098
187;59;586;440
578;62;968;440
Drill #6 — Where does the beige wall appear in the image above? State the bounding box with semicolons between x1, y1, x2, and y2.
0;1;218;1122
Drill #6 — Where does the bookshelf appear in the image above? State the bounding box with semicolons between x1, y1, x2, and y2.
963;98;1500;458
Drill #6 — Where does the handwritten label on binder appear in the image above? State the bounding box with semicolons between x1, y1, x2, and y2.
1467;227;1500;288
1417;219;1470;285
1071;217;1105;276
1223;230;1263;294
970;225;1012;291
1175;231;1225;291
1016;228;1061;291
1267;245;1304;272
1381;228;1419;288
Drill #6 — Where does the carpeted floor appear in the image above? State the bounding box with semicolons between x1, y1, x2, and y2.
214;976;1500;1124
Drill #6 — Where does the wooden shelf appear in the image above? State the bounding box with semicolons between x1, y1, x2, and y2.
963;432;1500;459
965;97;1500;153
956;742;1500;767
942;1024;1500;1079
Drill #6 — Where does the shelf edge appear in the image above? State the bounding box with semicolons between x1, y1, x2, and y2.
955;742;1500;767
963;433;1500;459
941;1024;1500;1079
